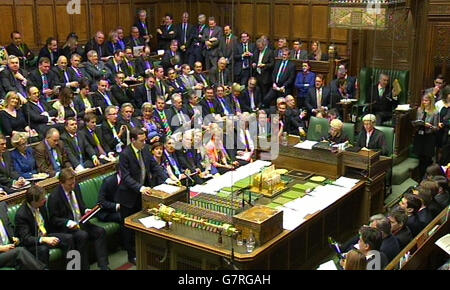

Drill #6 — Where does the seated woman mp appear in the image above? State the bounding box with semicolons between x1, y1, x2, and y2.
150;142;181;185
10;132;38;179
322;119;349;144
356;114;389;156
0;91;38;138
205;124;239;174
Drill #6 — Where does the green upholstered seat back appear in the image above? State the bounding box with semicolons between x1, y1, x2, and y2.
79;172;116;209
375;125;395;157
342;122;355;144
7;204;21;224
307;117;330;141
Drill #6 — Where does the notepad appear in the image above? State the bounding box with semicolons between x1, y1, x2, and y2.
281;191;305;199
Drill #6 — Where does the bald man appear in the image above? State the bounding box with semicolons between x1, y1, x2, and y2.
51;55;79;89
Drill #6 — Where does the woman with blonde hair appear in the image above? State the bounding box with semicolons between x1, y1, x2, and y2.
106;30;121;56
413;93;440;178
0;91;36;137
309;40;329;61
10;132;37;179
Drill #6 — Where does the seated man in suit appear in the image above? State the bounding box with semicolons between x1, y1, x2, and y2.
100;105;126;154
132;74;157;112
199;87;223;121
179;64;203;94
38;37;61;67
47;168;110;270
27;57;59;101
306;74;332;115
215;85;234;116
368;214;401;263
330;65;357;100
263;48;296;107
79;113;114;163
240;77;262;113
209;57;232;88
154;66;170;99
355;114;389;156
67;53;88;84
0;134;27;194
15;185;74;268
117;128;168;264
166;94;191;133
92;79;119;113
164;137;188;183
0;55;29;98
290;39;308;61
183;92;204;129
357;226;388;270
98;166;122;223
387;206;413;249
105;50;127;81
176;129;209;185
134;46;153;78
415;187;435;229
0;201;45;270
5;31;35;69
23;86;57;137
84;31;109;62
52;55;80;91
125;26;146;50
83;50;113;87
193;61;210;88
61;117;100;171
34;128;73;177
166;68;187;96
110;72;133;106
398;193;424;237
367;73;399;125
161;40;182;71
117;103;142;132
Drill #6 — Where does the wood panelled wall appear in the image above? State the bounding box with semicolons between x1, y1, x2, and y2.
0;0;350;60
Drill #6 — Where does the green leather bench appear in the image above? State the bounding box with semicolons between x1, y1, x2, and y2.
2;171;118;270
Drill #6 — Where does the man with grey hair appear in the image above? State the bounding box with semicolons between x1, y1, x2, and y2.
83;50;112;86
368;72;399;125
52;55;79;89
34;128;72;177
330;64;357;100
369;213;401;262
118;103;142;132
176;12;194;64
252;37;274;103
167;93;190;132
209;57;231;87
100;105;126;153
84;31;109;61
0;55;28;97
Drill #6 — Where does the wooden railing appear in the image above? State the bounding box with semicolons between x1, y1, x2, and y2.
0;161;117;205
385;206;450;270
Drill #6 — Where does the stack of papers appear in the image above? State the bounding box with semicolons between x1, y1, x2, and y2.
294;140;318;150
153;184;181;195
139;215;167;229
334;177;360;189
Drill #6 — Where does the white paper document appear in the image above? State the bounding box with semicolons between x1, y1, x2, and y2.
317;260;338;270
334;177;360;188
435;233;450;255
153;184;181;195
294;140;318;150
139;215;166;229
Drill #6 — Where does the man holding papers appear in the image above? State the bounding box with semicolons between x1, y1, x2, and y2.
47;168;110;270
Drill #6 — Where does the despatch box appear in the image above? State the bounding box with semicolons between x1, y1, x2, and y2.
232;205;283;246
141;186;187;210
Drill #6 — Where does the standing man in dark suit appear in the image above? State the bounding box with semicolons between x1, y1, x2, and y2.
15;185;74;268
368;73;399;125
203;17;223;70
38;37;61;67
60;117;99;171
157;13;177;51
220;25;238;68
5;31;35;70
27;57;59;101
117;128;168;264
189;14;207;67
239;77;262;113
176;12;194;65
0;201;45;270
306;74;332;115
263;48;296;107
252;37;274;104
0;55;29;98
34;128;73;177
234;32;255;85
134;9;152;45
47;168;110;270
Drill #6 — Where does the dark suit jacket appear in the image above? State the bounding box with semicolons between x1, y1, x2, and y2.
380;234;401;262
233;42;256;76
417;208;433;229
202;26;223;56
66;66;88;83
82;61;112;85
73;94;95;120
161;50;181;71
97;174;120;220
369;84;398;114
208;67;232;87
239;87;262;112
271;60;296;92
356;128;389;156
166;78;187;96
84;39;108;59
176;23;194;49
199;98;223;118
5;43;34;67
105;59;128;79
393;226;413;249
110;84;132;106
176;149;204;172
135;56;153;77
100;121;123;153
117;145;167;209
154;78;170;97
92;90;119;112
330;76;357;100
117;115;142;132
406;214;423;237
60;130;96;168
290;49;308;61
47;184;87;232
132;84;157;110
34;140;72;177
0;202;13;242
306;86;332;112
23;100;56;135
27;69;59;92
0;68;28;94
252;48;275;85
0;151;20;189
219;35;238;64
14;203;53;247
193;73;210;87
51;66;72;88
157;24;177;50
79;126;108;155
124;37;146;50
38;47;61;66
166;106;190;132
